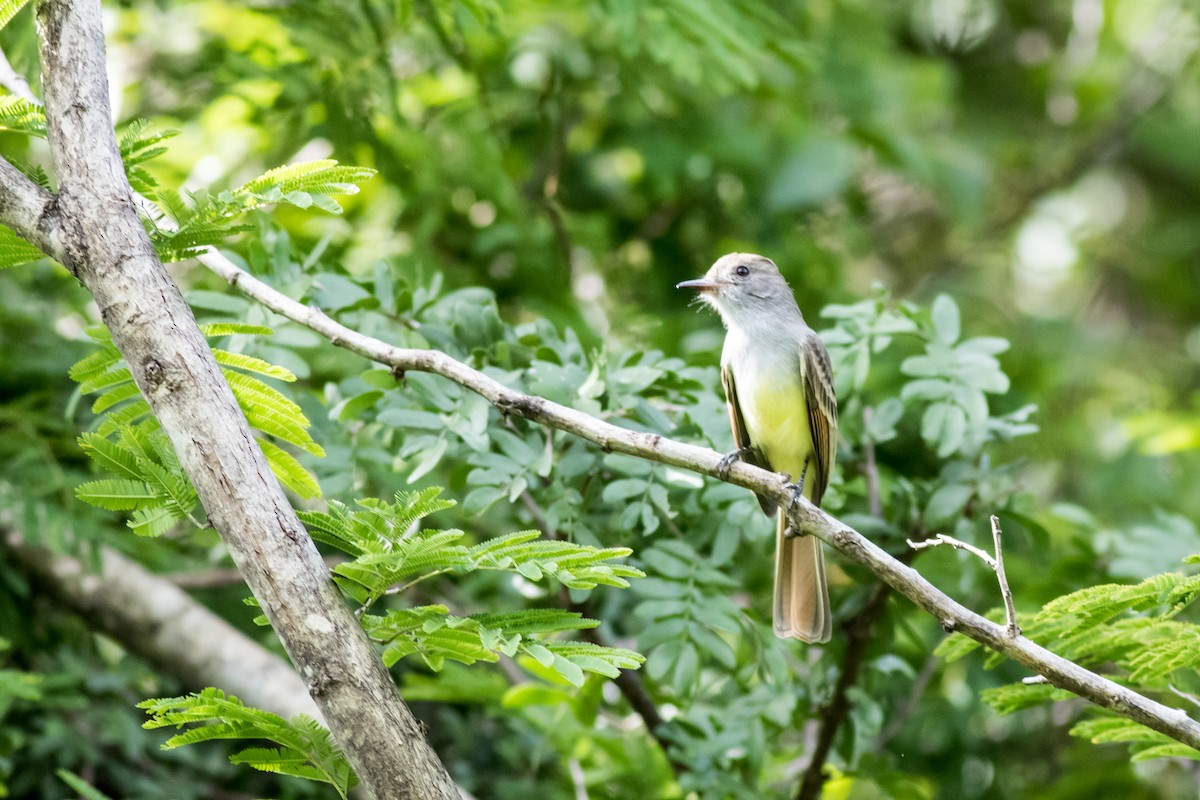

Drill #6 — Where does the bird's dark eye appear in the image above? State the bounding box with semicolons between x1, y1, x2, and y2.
735;265;750;277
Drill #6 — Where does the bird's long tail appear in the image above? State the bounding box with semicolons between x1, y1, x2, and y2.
773;512;831;642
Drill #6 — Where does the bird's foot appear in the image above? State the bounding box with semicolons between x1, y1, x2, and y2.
784;461;810;510
716;446;753;480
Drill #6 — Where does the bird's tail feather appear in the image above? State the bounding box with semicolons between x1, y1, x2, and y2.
772;512;831;643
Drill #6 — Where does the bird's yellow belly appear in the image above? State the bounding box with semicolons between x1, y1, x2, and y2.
742;380;814;496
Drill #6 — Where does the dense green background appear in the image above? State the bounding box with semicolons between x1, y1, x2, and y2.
2;0;1199;798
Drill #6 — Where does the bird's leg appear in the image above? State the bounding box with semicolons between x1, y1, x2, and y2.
716;446;754;480
786;460;810;509
781;461;810;539
782;460;811;510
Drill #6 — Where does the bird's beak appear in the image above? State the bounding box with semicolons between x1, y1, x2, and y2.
676;277;720;292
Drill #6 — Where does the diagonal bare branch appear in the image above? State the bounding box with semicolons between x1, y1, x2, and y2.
198;251;1200;753
0;154;61;260
0;44;39;105
3;529;321;721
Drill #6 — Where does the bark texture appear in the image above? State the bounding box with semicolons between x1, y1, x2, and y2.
15;1;461;796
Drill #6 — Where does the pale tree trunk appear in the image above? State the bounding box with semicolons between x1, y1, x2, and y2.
0;1;463;796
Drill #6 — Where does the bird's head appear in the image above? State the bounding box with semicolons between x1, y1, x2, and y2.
676;253;797;324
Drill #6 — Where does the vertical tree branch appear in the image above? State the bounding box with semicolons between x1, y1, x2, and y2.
861;408;882;518
991;515;1021;638
795;584;890;800
794;552;916;800
29;1;459;796
518;490;682;770
793;423;892;799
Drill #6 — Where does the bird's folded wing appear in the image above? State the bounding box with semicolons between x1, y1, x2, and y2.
800;332;838;507
721;364;777;516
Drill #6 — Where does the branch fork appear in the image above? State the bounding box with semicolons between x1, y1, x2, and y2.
907;515;1021;639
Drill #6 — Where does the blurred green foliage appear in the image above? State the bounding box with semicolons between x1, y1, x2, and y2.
0;0;1199;798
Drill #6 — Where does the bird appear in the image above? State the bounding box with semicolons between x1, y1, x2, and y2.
678;253;838;642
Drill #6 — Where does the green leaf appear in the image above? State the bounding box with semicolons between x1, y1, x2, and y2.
922;402;966;457
139;689;356;795
933;632;983;662
77;433;146;481
672;641;700;695
931;294;961;345
230;746;330;783
377;408;445;430
640;544;694;579
502;683;573;708
602;478;648;503
77;365;134;394
213;349;297;381
72;334;318;537
689;623;736;669
56;771;114;800
407;436;448;482
68;346;123;384
260;438;321;499
980;682;1061;715
545;653;584;686
91;381;143;414
1130;743;1200;762
200;322;275;337
75;479;159;511
128;506;179;537
0;224;45;268
0;95;44;137
240;160;376;197
225;370;324;456
333;390;383;422
924;483;973;528
865;398;904;443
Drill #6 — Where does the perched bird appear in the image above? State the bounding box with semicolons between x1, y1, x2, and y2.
678;253;838;642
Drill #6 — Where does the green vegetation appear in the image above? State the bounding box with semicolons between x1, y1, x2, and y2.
1;0;1199;798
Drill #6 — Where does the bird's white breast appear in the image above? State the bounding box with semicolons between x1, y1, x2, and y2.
722;327;813;483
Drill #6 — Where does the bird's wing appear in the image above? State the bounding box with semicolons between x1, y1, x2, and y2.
721;364;777;516
800;331;839;507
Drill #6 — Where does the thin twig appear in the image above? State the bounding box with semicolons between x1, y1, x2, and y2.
1170;685;1200;710
795;576;898;800
567;758;589;800
908;533;997;569
990;515;1021;638
907;518;1021;638
166;566;248;589
875;652;940;751
517;490;682;771
184;252;1200;752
